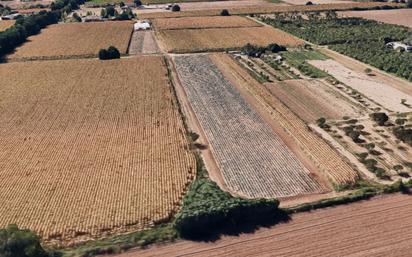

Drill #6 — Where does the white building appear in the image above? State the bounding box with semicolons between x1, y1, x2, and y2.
134;21;151;30
386;42;412;52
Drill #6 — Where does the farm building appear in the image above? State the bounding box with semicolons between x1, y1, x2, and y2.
134;21;151;30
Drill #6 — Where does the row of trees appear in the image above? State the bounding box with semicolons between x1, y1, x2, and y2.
262;13;412;81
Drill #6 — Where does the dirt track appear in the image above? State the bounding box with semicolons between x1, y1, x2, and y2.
109;193;412;257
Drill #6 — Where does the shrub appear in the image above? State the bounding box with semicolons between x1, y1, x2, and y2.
134;0;142;6
0;224;49;257
370;112;389;126
306;1;313;5
171;4;180;12
98;46;120;60
221;9;230;16
407;0;412;8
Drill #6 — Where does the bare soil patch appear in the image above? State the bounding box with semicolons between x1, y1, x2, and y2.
0;56;195;246
128;30;159;54
0;20;14;32
8;21;133;61
113;193;412;257
339;9;412;28
309;59;412;113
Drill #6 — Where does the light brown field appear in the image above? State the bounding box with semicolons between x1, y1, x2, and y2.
157;27;304;53
0;0;52;9
114;193;412;257
211;53;358;186
153;16;261;30
8;21;132;60
140;2;400;19
339;9;412;28
0;56;195;245
0;20;15;32
265;79;364;123
282;0;353;5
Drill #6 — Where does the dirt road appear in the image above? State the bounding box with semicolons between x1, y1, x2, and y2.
110;193;412;257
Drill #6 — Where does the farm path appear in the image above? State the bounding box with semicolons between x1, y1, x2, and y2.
108;193;412;257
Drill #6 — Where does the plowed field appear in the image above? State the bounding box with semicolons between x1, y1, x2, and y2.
0;56;195;245
8;21;132;60
153;16;261;30
173;54;324;199
118;193;412;257
158;27;303;53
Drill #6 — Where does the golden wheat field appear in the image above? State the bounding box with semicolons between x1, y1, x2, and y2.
153;16;261;30
0;56;195;245
157;26;304;53
0;20;15;32
8;21;132;60
140;2;400;19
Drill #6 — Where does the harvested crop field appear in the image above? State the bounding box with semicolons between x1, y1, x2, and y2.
153;16;261;30
140;2;399;19
265;79;364;123
8;21;132;60
174;54;325;199
212;54;358;186
309;59;412;113
339;9;412;28
120;193;412;257
158;27;303;53
0;56;195;244
128;30;159;54
0;20;15;32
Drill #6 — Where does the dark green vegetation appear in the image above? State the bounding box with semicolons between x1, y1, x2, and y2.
241;43;286;57
261;12;412;81
281;49;330;78
0;225;58;257
0;0;85;58
98;46;121;60
100;5;134;20
393;126;412;146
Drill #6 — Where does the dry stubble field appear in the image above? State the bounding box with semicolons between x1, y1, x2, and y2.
339;9;412;28
153;16;261;30
158;26;303;53
0;56;195;245
0;20;15;32
8;21;132;60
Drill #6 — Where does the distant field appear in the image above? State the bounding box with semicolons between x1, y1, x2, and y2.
157;26;304;53
8;21;132;60
0;20;14;32
153;16;262;30
140;2;400;19
0;56;195;244
339;9;412;28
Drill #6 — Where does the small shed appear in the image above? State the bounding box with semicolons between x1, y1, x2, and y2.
134;21;151;30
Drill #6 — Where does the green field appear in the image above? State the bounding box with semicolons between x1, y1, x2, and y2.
281;49;330;78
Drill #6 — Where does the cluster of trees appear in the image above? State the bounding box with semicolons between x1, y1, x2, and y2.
241;43;286;57
0;224;54;257
262;13;412;81
50;0;85;15
393;127;412;146
0;4;12;16
100;6;135;20
174;174;281;238
0;11;59;57
98;46;120;60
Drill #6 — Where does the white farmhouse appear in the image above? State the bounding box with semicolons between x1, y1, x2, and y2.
134;21;151;30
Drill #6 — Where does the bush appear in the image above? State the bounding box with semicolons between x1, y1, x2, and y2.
171;4;180;12
407;0;412;8
220;9;230;16
134;0;142;6
306;1;313;5
0;224;49;257
98;46;120;60
370;112;389;126
174;177;281;238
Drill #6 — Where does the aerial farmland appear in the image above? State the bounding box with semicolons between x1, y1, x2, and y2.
0;0;411;256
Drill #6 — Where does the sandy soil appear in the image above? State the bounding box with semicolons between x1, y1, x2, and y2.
0;20;15;32
339;9;412;28
282;0;352;4
309;59;412;113
128;30;159;54
265;79;364;122
110;193;412;257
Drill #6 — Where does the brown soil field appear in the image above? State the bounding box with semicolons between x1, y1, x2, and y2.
113;193;412;257
0;0;52;9
8;21;132;61
265;79;364;123
140;2;400;19
282;0;353;4
128;30;159;54
157;27;304;53
153;16;261;30
211;53;358;186
0;56;196;246
309;59;412;113
0;20;15;32
339;9;412;28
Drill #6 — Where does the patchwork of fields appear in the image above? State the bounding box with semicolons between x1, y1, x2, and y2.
8;21;133;60
173;54;325;198
0;57;195;243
